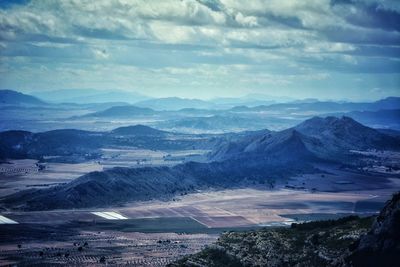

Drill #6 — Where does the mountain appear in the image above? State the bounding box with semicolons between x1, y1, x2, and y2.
230;97;400;114
0;125;208;161
1;166;198;210
210;95;276;108
370;97;400;110
32;89;150;104
82;105;156;117
0;129;105;160
0;90;46;106
170;192;400;267
134;97;217;111
157;115;273;133
341;109;400;130
111;124;167;136
0;156;308;210
3;116;398;210
211;116;400;162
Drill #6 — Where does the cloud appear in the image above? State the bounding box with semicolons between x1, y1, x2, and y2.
0;0;398;99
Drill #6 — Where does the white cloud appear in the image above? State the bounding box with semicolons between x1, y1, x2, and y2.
0;0;398;99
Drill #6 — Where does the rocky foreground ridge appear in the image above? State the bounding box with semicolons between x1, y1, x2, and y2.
170;192;400;267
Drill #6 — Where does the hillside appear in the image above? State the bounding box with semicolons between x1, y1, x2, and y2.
83;105;156;117
0;157;309;210
347;192;400;266
211;116;400;162
0;90;46;106
1;166;198;210
112;124;168;136
170;192;400;267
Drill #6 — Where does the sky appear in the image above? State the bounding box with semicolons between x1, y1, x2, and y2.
0;0;399;100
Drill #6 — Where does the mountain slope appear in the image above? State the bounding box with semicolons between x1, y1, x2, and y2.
1;166;198;210
342;109;400;130
347;192;400;266
0;90;46;105
111;124;168;136
211;116;400;162
0;157;310;210
83;105;156;117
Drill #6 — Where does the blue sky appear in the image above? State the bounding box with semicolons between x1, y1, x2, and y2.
0;0;399;100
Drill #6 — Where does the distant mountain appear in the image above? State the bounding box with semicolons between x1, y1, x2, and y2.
32;89;150;104
111;124;167;136
370;97;400;110
0;125;209;161
341;109;400;130
211;116;400;162
230;97;400;114
0;90;46;106
210;96;275;108
83;105;156;117
157;115;273;133
0;129;104;160
134;97;217;111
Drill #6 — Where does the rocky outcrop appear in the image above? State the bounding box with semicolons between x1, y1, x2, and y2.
346;192;400;267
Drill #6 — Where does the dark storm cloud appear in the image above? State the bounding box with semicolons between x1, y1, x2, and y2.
331;0;400;31
323;26;400;46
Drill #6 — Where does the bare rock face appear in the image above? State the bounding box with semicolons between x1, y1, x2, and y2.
346;192;400;267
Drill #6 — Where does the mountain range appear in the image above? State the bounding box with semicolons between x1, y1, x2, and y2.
0;125;214;162
210;116;400;162
0;90;46;106
2;116;399;211
31;89;150;104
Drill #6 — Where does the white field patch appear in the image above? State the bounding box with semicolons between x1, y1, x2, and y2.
91;211;129;220
0;215;18;224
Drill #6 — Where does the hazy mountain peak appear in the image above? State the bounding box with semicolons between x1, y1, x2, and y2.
295;116;367;135
134;97;216;111
0;89;46;105
111;124;167;136
84;105;156;117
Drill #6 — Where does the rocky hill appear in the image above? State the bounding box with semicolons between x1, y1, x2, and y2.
170;192;400;267
346;192;400;266
210;116;400;162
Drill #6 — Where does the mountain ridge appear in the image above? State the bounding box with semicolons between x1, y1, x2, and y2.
2;116;399;211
